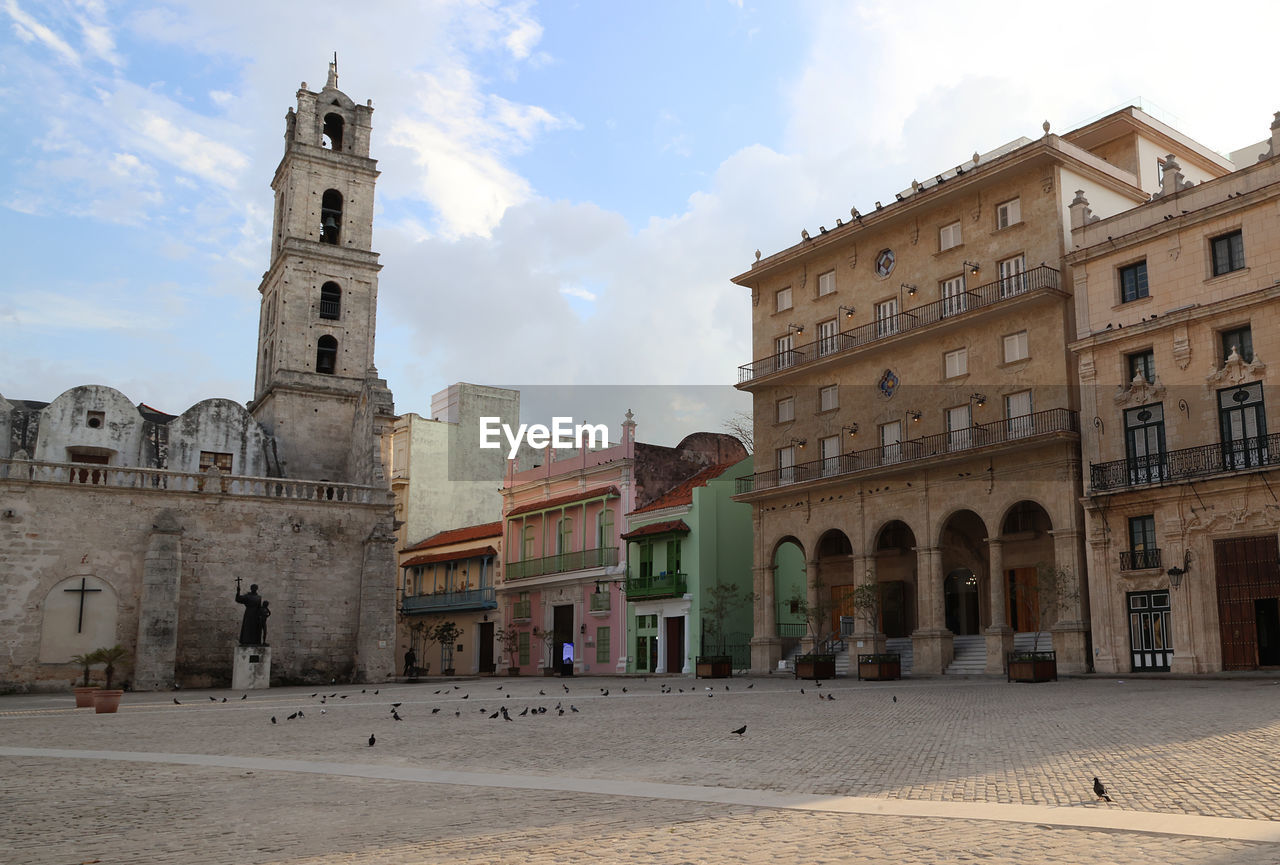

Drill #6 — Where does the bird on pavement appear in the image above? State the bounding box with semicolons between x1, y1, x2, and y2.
602;689;609;696
431;707;440;714
731;725;746;737
320;709;326;714
311;693;317;698
241;694;247;700
391;702;402;708
434;690;441;695
708;693;714;698
462;694;469;700
563;684;569;692
489;710;499;719
453;685;460;690
392;711;402;721
221;697;227;702
373;689;379;695
297;710;304;718
539;689;546;696
558;708;564;715
173;698;181;705
519;707;529;716
747;684;754;689
826;694;835;701
339;695;348;699
1093;777;1112;802
799;688;805;695
287;712;298;720
496;686;503;690
501;708;512;721
209;696;216;701
571;705;579;713
621;687;627;693
893;695;897;703
270;716;276;724
368;734;376;746
361;689;366;693
454;710;460;717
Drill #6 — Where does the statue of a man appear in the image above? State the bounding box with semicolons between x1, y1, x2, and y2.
235;580;264;645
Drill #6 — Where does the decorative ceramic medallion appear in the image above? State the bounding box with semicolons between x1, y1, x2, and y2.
878;369;900;399
875;248;896;277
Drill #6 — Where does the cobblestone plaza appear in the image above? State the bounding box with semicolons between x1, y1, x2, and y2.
3;675;1279;864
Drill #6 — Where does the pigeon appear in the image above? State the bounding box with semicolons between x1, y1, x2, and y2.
731;725;746;737
373;689;379;695
537;706;547;714
453;685;460;690
678;688;684;693
815;681;822;688
1093;777;1112;802
311;693;318;698
391;702;402;708
603;689;609;696
173;698;181;705
270;716;277;724
361;689;366;693
705;687;712;691
339;695;348;699
241;694;247;700
570;705;579;713
320;698;326;704
501;708;512;721
287;712;298;720
725;685;730;691
558;708;565;715
297;710;305;718
539;690;545;696
209;696;217;701
489;710;499;719
800;688;805;695
747;684;754;689
893;695;897;703
519;707;528;716
368;734;376;747
221;697;227;702
392;711;402;721
431;707;440;714
496;686;503;690
621;687;627;693
434;690;441;695
329;693;337;698
826;694;835;701
563;684;569;692
454;710;460;717
708;692;714;698
320;709;327;714
462;694;469;700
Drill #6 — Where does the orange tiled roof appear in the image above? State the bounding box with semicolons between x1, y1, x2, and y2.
630;461;739;515
404;521;502;553
402;545;498;567
506;485;620;518
620;519;690;541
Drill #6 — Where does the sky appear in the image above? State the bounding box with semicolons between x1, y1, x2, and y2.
2;0;1279;446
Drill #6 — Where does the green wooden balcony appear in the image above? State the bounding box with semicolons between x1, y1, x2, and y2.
506;546;618;580
626;572;688;600
401;586;496;614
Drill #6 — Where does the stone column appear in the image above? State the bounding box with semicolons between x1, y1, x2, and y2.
912;546;953;674
750;565;781;673
655;613;667;673
984;538;1013;675
1085;529;1119;674
133;510;182;691
850;557;885;654
355;510;398;683
803;557;822;653
1049;528;1089;674
682;611;692;674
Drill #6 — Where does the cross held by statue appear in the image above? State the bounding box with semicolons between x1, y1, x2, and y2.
64;577;102;634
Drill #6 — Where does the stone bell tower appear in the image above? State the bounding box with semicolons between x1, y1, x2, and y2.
249;59;393;481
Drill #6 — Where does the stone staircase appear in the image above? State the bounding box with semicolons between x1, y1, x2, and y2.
944;634;987;675
1014;631;1053;653
884;637;913;677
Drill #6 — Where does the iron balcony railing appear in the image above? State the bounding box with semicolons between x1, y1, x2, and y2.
737;408;1079;494
512;600;532;620
1090;433;1280;492
589;592;611;612
1119;549;1162;571
738;265;1060;384
401;586;496;614
777;622;807;639
505;546;619;580
625;572;688;600
319;298;341;319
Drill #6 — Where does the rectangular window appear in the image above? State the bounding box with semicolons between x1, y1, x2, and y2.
1211;230;1245;277
1219;381;1267;470
996;198;1021;229
875;298;898;337
557;517;573;554
776;396;794;423
820;434;840;476
1124;403;1167;484
817;270;835;296
1221;325;1253;363
777;445;796;484
1129;515;1156;551
665;539;682;574
1128;350;1155;384
998;254;1027;297
199;451;233;472
817;318;839;356
819;384;838;412
1006;390;1033;438
775;334;795;370
1120;261;1149;303
1003;330;1029;363
596;627;610;664
944;347;968;378
939;220;962;251
775;287;793;311
946;404;972;451
941;274;967;317
639;543;653;579
517;631;530;666
879;421;902;465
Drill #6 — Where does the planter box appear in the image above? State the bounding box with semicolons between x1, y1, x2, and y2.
73;686;98;708
695;656;733;679
542;667;557;677
857;653;901;681
1007;651;1057;683
794;654;836;680
507;667;521;676
93;689;124;713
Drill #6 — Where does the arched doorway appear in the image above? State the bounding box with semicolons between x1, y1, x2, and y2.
874;520;916;638
944;569;982;635
816;529;854;636
939;509;989;636
1000;501;1054;635
772;537;806;645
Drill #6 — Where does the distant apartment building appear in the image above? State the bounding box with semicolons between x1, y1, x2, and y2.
497;411;746;676
732;108;1232;677
1069;113;1280;673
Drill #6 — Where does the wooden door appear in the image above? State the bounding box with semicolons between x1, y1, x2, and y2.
1006;567;1039;632
665;616;684;673
1214;535;1280;670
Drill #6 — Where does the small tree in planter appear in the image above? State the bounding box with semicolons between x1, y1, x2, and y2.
851;581;900;680
71;650;102;707
429;621;462;675
497;625;522;674
698;581;755;678
92;645;130;713
1007;563;1079;683
789;573;837;679
533;626;559;675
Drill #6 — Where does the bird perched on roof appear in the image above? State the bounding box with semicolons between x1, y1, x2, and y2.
1093;777;1112;803
368;734;376;747
731;725;746;737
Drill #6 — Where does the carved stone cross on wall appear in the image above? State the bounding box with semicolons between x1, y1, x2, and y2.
64;577;102;634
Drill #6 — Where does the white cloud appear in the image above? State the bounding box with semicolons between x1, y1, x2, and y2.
558;284;597;302
135;111;249;188
4;0;80;66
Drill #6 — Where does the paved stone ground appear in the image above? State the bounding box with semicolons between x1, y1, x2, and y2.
3;674;1280;864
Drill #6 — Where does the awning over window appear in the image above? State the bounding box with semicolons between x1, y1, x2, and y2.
620;519;690;541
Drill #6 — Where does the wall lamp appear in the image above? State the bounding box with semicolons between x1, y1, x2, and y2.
907;410;922;423
839;305;856;319
1167;550;1191;588
970;393;987;408
580;624;586;635
791;438;808;450
901;283;917;297
787;323;805;336
963;260;981;276
842;424;859;437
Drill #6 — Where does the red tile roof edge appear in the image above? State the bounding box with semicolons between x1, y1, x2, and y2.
630;460;741;515
401;545;498;567
506;485;620;518
619;519;690;541
404;521;502;552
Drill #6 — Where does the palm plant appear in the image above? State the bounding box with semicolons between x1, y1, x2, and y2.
95;644;128;689
71;650;102;687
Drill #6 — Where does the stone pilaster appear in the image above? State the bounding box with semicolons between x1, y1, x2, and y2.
984;537;1013;675
912;546;953;674
133;510;182;691
750;565;781;673
1049;528;1089;673
354;510;398;683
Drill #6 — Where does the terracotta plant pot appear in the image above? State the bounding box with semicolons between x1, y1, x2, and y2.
73;686;98;708
695;656;733;678
93;689;124;713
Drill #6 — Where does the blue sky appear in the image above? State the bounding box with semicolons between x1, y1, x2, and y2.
2;0;1277;445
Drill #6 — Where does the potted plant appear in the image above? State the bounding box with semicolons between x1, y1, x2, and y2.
497;624;522;675
429;620;461;676
93;644;129;713
71;650;101;707
852;581;900;680
697;581;754;678
533;627;558;676
789;575;837;680
1006;563;1077;683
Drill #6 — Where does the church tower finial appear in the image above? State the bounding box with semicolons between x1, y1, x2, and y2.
327;53;338;90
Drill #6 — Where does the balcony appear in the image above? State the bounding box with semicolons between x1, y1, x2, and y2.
401;586;496;615
1090;434;1280;493
737;408;1079;495
626;572;688;600
512;600;532;620
1119;549;1162;571
589;592;611;612
505;546;619;581
738;266;1060;385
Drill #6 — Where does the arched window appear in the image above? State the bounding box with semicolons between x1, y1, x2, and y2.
320;189;343;244
322;113;344;150
319;282;341;320
316;335;338;374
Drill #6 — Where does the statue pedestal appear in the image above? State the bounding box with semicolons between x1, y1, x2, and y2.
232;645;271;690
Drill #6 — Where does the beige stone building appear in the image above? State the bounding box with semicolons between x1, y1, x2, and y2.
0;63;399;690
732;108;1230;676
1068;114;1280;673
